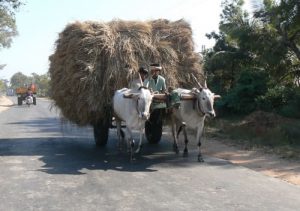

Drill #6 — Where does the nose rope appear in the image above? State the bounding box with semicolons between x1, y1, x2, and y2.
136;98;140;117
196;99;205;117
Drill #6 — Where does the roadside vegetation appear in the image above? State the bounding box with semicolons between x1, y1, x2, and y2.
204;0;300;157
9;72;51;97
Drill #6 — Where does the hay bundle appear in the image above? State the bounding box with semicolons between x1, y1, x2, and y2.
49;19;202;125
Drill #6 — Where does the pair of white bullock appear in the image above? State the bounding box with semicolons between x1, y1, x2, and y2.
113;78;220;162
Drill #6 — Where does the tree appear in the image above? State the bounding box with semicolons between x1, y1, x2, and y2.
10;72;51;96
253;0;300;80
203;0;300;116
0;0;23;49
204;0;254;93
10;71;29;88
0;79;5;92
30;72;51;96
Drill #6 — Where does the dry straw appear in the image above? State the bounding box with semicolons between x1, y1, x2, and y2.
49;19;203;125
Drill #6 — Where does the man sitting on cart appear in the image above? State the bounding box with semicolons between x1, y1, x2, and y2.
145;63;167;144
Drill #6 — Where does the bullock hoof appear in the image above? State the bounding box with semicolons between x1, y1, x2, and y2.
183;149;188;157
173;144;179;154
130;155;136;162
198;155;204;162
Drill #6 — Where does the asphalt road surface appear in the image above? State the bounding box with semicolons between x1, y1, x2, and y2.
1;96;300;211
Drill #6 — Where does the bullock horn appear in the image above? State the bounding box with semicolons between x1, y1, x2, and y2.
138;73;143;86
197;72;208;88
191;73;203;89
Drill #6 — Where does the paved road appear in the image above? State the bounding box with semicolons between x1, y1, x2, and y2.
1;96;300;211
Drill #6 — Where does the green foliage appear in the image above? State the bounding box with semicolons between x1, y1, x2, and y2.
31;72;51;96
281;121;300;145
10;72;28;88
204;0;300;118
10;72;51;96
257;86;300;118
217;69;268;114
253;0;300;61
0;0;23;49
0;79;5;92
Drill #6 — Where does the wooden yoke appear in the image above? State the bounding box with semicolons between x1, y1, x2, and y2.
152;94;167;103
180;94;196;100
123;93;134;98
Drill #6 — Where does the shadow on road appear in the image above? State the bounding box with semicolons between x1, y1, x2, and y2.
1;116;236;175
7;118;92;136
0;135;234;175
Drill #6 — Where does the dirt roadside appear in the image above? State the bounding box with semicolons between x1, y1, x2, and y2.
203;138;300;186
0;95;13;113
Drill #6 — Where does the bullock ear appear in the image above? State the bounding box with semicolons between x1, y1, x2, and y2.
191;88;200;94
214;94;221;99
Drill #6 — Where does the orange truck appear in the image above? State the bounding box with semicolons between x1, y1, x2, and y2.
16;84;37;105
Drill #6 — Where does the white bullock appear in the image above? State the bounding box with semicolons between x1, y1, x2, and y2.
113;86;153;160
171;82;220;162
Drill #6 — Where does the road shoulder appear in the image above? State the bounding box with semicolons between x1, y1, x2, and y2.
0;96;14;113
203;138;300;186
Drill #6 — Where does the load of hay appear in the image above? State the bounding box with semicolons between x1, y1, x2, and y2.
49;19;203;126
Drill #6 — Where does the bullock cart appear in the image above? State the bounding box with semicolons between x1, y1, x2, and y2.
49;19;203;146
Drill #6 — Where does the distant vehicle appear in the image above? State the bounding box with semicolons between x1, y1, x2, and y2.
16;84;37;106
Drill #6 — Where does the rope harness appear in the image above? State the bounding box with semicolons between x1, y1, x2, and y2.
193;98;205;117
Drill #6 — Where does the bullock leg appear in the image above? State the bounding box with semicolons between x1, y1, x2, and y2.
196;123;205;162
171;118;179;154
181;123;189;157
135;127;144;154
126;127;135;161
116;121;125;151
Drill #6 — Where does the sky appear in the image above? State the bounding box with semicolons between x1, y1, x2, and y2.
0;0;253;80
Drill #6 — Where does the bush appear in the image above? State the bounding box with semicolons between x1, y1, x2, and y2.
257;85;300;118
216;69;269;115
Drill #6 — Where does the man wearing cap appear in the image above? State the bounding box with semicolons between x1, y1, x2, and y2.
145;63;167;144
148;63;166;94
148;63;167;107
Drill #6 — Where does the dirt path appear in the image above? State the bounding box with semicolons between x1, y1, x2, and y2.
203;138;300;186
0;96;13;113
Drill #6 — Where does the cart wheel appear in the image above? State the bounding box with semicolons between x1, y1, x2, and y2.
93;118;110;147
17;97;22;105
145;120;162;144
